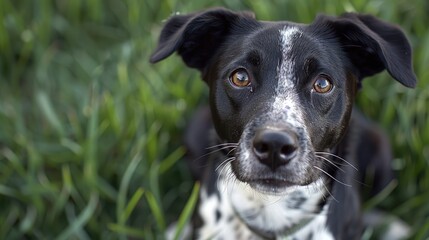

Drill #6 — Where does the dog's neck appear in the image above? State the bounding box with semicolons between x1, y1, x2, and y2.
225;167;330;238
197;149;334;239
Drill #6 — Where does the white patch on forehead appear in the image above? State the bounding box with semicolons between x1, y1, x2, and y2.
273;26;302;114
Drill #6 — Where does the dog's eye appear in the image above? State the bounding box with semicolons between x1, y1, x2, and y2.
230;69;251;87
313;76;333;93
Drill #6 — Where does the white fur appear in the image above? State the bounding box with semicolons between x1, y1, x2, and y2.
198;183;255;239
286;209;334;240
197;164;334;239
273;27;307;133
273;27;301;112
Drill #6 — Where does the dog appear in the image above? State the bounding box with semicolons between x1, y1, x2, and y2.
150;8;417;239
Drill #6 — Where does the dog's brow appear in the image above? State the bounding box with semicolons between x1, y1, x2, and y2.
247;50;261;66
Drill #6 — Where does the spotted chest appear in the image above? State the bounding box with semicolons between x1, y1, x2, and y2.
196;165;334;240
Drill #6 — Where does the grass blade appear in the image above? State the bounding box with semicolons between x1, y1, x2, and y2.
120;188;144;224
57;193;99;240
117;153;143;225
159;147;186;174
174;182;200;240
363;180;397;211
108;223;146;238
145;191;166;232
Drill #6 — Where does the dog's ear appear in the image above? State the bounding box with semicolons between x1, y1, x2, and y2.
312;13;417;88
150;8;257;70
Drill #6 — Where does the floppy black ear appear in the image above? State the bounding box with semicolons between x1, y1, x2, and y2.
312;13;417;88
150;8;257;71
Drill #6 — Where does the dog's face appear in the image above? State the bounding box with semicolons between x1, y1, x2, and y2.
151;8;416;195
205;24;358;194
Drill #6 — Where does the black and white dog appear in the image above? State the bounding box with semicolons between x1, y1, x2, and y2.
150;8;416;239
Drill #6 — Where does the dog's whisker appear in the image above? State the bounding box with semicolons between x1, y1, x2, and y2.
218;163;231;180
321;180;339;203
194;145;237;162
316;155;368;189
208;145;237;153
316;156;345;173
313;166;352;188
315;151;358;171
220;165;237;193
225;172;238;194
226;147;237;156
218;166;233;193
205;142;238;150
216;162;230;175
215;157;236;172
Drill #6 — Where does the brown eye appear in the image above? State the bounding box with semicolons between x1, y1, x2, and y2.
313;76;333;93
230;69;251;87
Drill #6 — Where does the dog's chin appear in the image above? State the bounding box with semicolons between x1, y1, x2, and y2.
246;179;299;196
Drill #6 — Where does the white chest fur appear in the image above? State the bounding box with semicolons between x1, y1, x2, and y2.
197;165;334;240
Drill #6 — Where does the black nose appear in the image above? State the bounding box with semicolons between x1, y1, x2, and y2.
252;128;298;170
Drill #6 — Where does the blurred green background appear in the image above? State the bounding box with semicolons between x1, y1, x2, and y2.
0;0;428;239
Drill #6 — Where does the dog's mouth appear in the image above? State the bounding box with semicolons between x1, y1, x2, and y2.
230;147;320;195
246;178;303;195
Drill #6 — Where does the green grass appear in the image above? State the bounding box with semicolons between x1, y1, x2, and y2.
0;0;428;239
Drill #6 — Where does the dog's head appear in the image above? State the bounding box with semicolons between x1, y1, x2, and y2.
151;8;416;195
